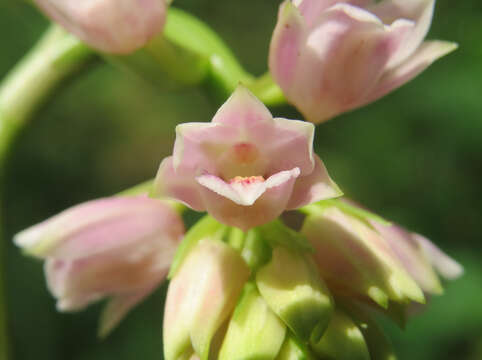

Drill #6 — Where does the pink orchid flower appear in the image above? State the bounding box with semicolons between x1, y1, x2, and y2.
153;86;342;230
269;0;457;123
33;0;166;54
14;195;184;336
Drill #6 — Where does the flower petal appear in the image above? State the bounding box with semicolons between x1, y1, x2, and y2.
362;40;457;105
369;0;435;67
98;284;157;337
14;196;184;259
413;234;464;280
196;169;300;231
295;0;374;27
212;85;273;127
371;223;443;294
45;235;173;311
290;3;412;122
287;155;343;209
33;0;166;54
302;207;425;305
153;157;206;211
269;1;305;91
163;239;250;360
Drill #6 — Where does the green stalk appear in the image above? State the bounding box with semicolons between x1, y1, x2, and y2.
115;7;286;106
164;7;285;105
0;24;96;359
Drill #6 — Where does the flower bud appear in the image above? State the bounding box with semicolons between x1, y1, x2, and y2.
33;0;167;54
219;283;286;360
311;309;370;360
302;204;425;306
276;334;316;360
163;239;250;360
269;0;457;123
256;246;333;341
14;196;184;336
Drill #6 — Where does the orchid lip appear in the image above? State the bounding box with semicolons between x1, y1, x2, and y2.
196;168;301;206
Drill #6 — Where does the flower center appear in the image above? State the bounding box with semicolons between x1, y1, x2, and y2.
229;175;265;185
232;142;259;164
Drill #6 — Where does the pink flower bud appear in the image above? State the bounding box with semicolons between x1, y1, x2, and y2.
153;85;342;230
302;205;425;306
163;239;250;360
14;196;184;336
302;199;463;307
33;0;167;54
269;0;457;123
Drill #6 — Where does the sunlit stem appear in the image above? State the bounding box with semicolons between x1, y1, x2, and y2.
0;24;97;360
161;8;286;106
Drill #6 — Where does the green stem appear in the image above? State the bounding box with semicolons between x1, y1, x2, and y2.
164;7;286;106
0;25;96;167
111;7;286;106
0;24;96;360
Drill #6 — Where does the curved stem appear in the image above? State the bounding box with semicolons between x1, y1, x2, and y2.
0;24;97;359
152;7;286;106
0;25;96;167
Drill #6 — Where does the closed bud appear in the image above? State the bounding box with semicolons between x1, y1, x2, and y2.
163;239;250;360
311;309;370;360
269;0;457;123
302;203;425;306
14;196;184;336
219;283;286;360
256;246;333;341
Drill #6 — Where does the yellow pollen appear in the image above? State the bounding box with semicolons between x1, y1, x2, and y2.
229;176;265;185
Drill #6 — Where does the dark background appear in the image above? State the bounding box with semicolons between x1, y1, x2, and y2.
1;0;481;359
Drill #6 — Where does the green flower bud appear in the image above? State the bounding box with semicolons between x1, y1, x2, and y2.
256;246;333;341
311;310;370;360
219;283;286;360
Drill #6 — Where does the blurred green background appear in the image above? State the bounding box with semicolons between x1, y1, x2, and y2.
1;0;481;359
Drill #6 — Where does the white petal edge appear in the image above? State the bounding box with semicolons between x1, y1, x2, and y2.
196;168;300;206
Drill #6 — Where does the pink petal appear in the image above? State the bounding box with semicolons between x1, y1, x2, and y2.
371;223;443;294
211;85;273;127
197;170;300;231
295;0;374;26
269;1;305;91
14;196;184;259
263;118;315;176
163;240;250;360
369;0;435;67
362;40;457;106
98;285;157;337
413;234;464;280
45;235;173;310
33;0;166;54
303;207;424;304
288;3;413;123
287;155;342;209
153;157;205;211
196;169;300;207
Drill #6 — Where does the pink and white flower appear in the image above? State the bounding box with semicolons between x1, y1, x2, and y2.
269;0;457;123
14;195;184;336
33;0;167;54
153;86;342;230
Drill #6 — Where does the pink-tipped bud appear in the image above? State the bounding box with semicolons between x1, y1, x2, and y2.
14;196;184;336
163;239;250;360
33;0;167;54
269;0;457;123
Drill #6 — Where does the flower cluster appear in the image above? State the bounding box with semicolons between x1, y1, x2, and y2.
12;0;462;359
